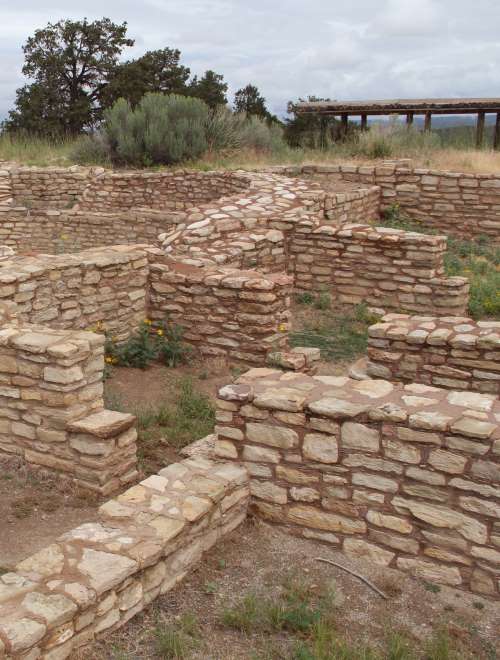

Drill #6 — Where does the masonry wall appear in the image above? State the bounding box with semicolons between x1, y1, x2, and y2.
77;170;250;212
0;319;138;494
10;166;93;209
0;166;12;204
215;369;500;597
149;258;292;365
322;186;381;225
0;246;148;341
0;458;249;659
294;163;500;242
288;222;470;315
0;206;183;254
367;314;500;394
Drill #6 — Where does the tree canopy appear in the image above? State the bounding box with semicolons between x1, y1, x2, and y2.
6;18;133;134
189;70;228;109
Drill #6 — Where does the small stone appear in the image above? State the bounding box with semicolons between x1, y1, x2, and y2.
303;433;338;463
343;538;395;566
341;422;380;452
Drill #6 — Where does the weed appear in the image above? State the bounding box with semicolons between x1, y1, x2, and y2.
472;601;485;611
424;582;441;594
155;613;199;659
104;318;191;370
203;581;218;595
291;303;379;362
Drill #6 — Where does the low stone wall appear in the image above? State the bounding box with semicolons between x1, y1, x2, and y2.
367;314;500;394
9;166;94;209
0;457;249;658
215;369;500;597
322;185;381;226
0;321;138;494
77;170;250;212
0;246;148;341
0;206;183;254
149;258;292;365
0;166;12;205
288;223;469;315
292;163;500;242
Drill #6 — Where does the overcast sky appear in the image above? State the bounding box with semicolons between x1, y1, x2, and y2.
1;0;500;120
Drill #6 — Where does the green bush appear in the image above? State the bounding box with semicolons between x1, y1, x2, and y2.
101;93;209;166
70;133;111;166
204;106;247;152
105;318;191;369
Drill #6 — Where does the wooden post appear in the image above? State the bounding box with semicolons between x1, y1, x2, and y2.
494;113;500;150
476;111;485;148
406;112;414;128
360;114;368;131
341;114;348;140
424;111;432;132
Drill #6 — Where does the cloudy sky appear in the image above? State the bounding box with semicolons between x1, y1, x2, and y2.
1;0;500;120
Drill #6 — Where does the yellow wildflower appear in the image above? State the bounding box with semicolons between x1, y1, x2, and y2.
157;329;164;336
278;323;287;332
144;318;152;325
105;356;113;364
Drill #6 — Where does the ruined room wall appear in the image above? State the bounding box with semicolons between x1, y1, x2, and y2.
293;163;500;242
0;206;185;254
215;368;500;598
288;222;469;316
367;314;500;394
0;246;149;341
0;459;249;659
148;259;292;366
0;317;138;494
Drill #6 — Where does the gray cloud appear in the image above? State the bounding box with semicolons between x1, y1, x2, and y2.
1;0;499;120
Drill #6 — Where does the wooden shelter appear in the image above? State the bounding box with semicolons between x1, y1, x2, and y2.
293;98;500;148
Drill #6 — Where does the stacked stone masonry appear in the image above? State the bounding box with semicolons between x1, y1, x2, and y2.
148;256;293;366
0;246;149;341
290;163;500;242
0;458;249;659
0;315;138;495
367;314;500;394
215;368;500;597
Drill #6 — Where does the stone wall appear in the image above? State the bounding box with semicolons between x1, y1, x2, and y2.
288;222;470;316
367;314;500;394
0;246;148;341
322;185;381;226
0;206;183;254
292;163;500;242
9;166;93;209
149;258;293;366
215;368;500;597
0;457;249;659
0;319;138;494
77;170;250;212
0;166;12;205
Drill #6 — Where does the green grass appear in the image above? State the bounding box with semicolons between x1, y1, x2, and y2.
377;205;500;320
290;302;380;362
0;133;75;166
155;613;200;659
106;377;215;474
220;575;471;660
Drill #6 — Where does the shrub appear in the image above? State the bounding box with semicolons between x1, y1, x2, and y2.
204;106;247;152
104;318;191;369
101;93;209;166
70;133;111;166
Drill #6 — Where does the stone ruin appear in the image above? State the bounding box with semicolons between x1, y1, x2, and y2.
0;160;497;657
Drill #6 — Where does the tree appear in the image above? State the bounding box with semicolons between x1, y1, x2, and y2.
284;96;345;149
234;84;270;119
6;18;133;134
104;48;191;108
189;70;228;109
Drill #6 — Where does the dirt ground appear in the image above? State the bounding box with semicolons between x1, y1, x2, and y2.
82;521;500;660
0;457;100;570
0;357;233;569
